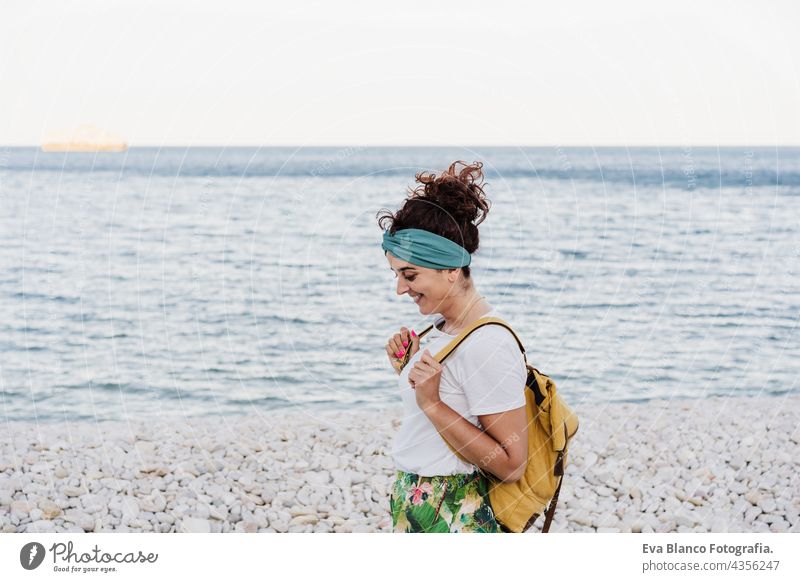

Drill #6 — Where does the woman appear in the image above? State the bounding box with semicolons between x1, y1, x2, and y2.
376;160;529;533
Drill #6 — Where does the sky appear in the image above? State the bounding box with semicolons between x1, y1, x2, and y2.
1;0;799;146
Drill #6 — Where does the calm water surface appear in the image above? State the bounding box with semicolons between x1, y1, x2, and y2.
0;146;797;422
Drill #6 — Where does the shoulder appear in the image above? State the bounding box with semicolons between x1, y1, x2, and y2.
453;319;528;401
458;320;521;357
468;316;519;343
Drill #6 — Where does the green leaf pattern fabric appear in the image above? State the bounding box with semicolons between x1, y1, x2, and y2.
389;470;498;533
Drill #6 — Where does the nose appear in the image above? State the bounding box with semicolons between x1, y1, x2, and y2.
396;278;410;296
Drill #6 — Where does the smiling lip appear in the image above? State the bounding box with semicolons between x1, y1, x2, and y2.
411;293;423;303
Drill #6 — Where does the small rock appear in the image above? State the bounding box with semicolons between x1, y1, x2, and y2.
141;495;166;513
571;512;593;527
745;506;762;523
289;514;319;526
349;471;366;485
331;470;352;488
209;506;228;521
728;456;745;470
675;513;698;528
320;455;339;471
179;518;211;533
745;491;762;506
595;485;614;497
39;500;63;520
306;471;330;485
770;519;790;533
759;497;777;513
593;514;620;528
155;512;175;525
10;500;32;516
121;496;140;519
64;510;95;532
63;486;84;497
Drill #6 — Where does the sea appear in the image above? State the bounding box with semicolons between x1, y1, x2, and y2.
0;146;797;422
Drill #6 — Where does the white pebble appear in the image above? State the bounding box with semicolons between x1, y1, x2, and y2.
179;518;211;533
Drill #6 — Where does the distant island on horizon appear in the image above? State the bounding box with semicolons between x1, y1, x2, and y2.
40;124;127;152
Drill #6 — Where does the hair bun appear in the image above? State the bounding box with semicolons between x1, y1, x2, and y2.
412;160;491;226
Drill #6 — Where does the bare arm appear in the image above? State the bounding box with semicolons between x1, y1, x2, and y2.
423;401;528;482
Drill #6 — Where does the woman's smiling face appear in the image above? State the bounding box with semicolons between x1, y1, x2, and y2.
385;251;452;313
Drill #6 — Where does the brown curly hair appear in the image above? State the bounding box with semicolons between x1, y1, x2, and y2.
376;160;491;279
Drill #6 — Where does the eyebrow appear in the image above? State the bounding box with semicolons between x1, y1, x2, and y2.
389;266;417;273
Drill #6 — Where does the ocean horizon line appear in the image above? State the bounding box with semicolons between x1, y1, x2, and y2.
3;143;800;150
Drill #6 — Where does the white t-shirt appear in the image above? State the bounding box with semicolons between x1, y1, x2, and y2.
391;308;527;476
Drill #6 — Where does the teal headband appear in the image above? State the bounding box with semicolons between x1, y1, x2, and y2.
382;228;471;269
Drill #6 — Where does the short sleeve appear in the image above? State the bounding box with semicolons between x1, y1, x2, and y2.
455;325;527;416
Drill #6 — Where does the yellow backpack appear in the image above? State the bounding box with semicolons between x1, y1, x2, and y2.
414;315;579;533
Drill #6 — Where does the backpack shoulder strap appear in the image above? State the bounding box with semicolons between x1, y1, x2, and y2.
416;322;435;340
431;315;528;365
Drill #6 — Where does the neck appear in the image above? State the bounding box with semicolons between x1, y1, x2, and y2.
440;289;490;334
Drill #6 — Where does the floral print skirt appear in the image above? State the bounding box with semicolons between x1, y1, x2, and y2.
389;469;498;533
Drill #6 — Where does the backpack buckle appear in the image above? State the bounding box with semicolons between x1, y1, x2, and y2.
554;450;565;476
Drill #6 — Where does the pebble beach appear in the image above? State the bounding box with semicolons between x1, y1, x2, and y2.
1;394;798;534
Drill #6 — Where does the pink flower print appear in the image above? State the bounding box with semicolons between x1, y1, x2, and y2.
408;482;434;506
